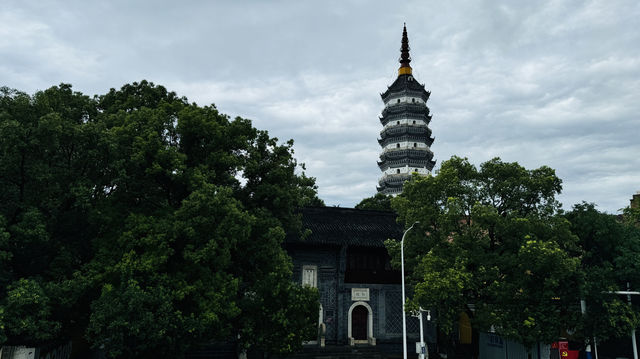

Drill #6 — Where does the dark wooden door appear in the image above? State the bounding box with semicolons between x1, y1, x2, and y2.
352;305;368;340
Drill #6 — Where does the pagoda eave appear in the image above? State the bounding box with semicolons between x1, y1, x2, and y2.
379;149;435;162
378;159;435;171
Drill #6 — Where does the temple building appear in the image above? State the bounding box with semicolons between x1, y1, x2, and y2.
377;25;436;195
281;26;439;355
285;206;431;351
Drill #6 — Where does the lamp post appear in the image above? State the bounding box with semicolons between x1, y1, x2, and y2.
417;309;430;359
402;221;419;359
581;299;598;359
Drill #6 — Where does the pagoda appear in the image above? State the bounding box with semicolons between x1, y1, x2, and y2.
377;24;436;195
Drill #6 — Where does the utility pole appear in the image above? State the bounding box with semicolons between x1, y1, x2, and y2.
627;282;638;359
581;299;598;359
401;222;419;359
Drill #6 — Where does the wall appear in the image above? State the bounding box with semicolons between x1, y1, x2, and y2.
289;245;340;342
0;347;36;359
0;342;71;359
288;244;436;345
478;333;545;359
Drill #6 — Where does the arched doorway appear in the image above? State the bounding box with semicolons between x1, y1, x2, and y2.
347;301;375;345
352;305;368;340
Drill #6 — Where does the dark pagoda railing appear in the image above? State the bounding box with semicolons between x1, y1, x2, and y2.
378;159;434;171
377;174;414;192
381;103;430;117
379;148;434;160
378;135;434;148
380;125;430;137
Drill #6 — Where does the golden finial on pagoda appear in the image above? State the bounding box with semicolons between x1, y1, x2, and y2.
398;23;412;75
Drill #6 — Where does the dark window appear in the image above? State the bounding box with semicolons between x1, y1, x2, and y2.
413;143;417;147
396;169;400;174
345;248;401;284
396;143;400;148
413;120;416;124
412;98;415;103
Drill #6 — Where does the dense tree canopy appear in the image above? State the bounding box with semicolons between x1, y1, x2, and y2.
355;193;393;211
0;82;320;357
386;157;583;347
565;203;640;342
387;156;640;352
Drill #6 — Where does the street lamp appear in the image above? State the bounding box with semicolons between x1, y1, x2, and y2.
415;308;430;359
402;221;419;359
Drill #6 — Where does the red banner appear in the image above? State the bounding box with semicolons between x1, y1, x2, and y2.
559;341;569;359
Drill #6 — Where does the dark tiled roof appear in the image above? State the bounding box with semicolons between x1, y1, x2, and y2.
381;74;429;100
286;207;404;247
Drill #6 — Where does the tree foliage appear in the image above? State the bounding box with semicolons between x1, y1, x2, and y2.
565;203;640;341
355;193;393;211
387;156;582;347
0;82;320;357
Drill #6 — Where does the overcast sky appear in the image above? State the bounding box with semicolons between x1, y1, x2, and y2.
2;0;639;213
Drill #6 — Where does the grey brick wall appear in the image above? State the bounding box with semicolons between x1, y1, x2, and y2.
288;245;426;344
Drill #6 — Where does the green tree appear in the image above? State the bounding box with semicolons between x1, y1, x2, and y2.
355;193;393;211
85;186;247;357
2;279;61;345
0;85;103;345
0;82;320;357
387;156;582;349
565;203;640;342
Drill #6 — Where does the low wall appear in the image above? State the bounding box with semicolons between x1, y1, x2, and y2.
478;332;550;359
0;342;71;359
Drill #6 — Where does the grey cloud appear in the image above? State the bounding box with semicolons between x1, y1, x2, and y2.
1;0;639;212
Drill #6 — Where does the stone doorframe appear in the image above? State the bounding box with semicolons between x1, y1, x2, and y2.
347;301;376;346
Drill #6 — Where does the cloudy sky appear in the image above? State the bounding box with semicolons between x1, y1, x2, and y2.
2;0;639;213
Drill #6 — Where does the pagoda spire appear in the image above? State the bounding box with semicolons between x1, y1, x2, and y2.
377;24;435;195
398;23;412;75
